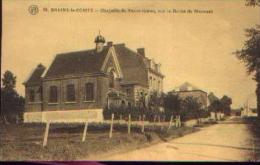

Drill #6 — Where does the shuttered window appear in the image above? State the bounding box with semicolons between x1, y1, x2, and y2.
85;83;94;101
49;86;58;103
66;84;76;102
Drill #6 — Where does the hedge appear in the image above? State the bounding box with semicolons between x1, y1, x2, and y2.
103;106;210;122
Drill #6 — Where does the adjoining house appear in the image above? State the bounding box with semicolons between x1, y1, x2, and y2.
170;82;208;110
23;34;164;122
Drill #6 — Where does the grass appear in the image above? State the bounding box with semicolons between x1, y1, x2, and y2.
241;116;260;161
0;120;215;161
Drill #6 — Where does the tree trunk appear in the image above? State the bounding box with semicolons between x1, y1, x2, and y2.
256;81;260;119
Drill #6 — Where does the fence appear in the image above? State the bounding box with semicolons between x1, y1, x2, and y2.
40;113;212;147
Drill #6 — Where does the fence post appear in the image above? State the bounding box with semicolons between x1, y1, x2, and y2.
128;114;131;134
168;115;173;131
141;114;145;133
43;121;50;147
82;121;88;142
109;113;114;138
179;115;181;127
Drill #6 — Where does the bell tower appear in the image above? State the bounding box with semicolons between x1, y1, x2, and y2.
94;31;106;53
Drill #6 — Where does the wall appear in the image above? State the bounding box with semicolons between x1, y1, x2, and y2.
41;75;106;111
25;85;43;112
24;109;104;123
148;70;163;94
177;91;208;109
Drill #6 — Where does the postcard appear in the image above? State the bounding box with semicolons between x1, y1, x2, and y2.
1;0;260;162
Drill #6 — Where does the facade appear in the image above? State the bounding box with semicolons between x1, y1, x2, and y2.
170;82;208;109
23;34;164;122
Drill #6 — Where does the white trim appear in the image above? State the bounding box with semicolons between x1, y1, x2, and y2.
65;101;77;104
23;109;104;123
101;47;123;78
83;100;95;103
41;54;57;78
41;67;48;78
48;102;59;105
28;102;42;104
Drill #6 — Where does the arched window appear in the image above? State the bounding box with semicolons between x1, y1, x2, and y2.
85;83;94;101
109;70;115;88
49;86;58;103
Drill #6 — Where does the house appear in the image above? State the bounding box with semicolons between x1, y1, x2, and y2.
170;82;208;110
23;34;164;122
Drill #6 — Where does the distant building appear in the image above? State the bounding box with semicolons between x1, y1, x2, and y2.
23;34;164;122
170;82;208;109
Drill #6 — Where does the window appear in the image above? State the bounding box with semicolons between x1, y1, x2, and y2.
85;83;94;101
126;89;130;97
66;84;75;102
109;70;115;88
29;89;35;102
49;86;58;103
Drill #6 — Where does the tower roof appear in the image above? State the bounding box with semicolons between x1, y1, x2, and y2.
94;34;105;43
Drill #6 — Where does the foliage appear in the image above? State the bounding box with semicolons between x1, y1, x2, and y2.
234;25;260;75
234;24;260;118
220;95;232;116
208;100;223;113
245;0;260;6
180;96;203;121
163;93;181;120
1;70;25;123
104;93;209;122
208;92;219;104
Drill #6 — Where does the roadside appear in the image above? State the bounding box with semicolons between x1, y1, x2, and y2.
0;118;217;161
98;117;256;161
241;116;260;161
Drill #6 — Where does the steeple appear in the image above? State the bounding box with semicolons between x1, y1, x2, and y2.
95;30;105;53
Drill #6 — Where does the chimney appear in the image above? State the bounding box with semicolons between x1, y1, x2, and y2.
137;48;145;57
107;41;113;47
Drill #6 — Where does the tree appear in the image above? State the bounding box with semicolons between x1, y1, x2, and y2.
1;70;25;124
180;96;203;121
220;95;232;116
208;100;223;120
163;93;181;120
208;92;219;105
245;0;260;6
2;70;17;90
234;24;260;118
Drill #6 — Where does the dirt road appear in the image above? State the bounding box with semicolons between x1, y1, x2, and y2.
98;117;256;161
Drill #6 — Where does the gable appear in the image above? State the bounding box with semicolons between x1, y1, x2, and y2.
101;47;123;78
24;64;46;86
113;45;148;87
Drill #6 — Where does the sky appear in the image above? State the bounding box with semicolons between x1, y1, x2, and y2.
1;0;260;108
